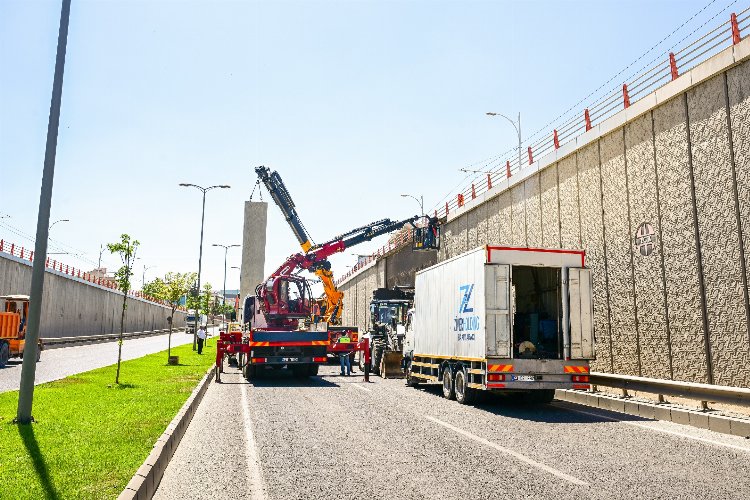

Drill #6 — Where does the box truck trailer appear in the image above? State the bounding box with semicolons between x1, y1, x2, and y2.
402;246;595;404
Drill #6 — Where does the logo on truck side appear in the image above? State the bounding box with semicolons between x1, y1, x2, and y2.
454;284;480;339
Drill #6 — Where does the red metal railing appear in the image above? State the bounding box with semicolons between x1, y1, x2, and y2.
0;238;184;310
430;9;749;222
337;9;750;285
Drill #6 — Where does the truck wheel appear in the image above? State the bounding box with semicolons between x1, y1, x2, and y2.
291;364;308;378
244;364;257;381
308;364;319;377
522;389;555;404
454;368;475;405
0;342;9;368
36;346;41;363
442;366;455;400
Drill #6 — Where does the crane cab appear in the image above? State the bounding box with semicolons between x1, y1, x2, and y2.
0;294;41;367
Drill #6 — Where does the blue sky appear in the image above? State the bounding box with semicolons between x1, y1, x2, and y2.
1;0;742;293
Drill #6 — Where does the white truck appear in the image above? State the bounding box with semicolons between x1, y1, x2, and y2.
402;245;595;404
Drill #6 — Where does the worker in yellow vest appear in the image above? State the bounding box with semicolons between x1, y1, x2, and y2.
338;333;351;376
312;302;321;324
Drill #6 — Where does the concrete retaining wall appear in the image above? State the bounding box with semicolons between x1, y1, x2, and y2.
0;253;185;338
438;46;750;387
337;40;750;388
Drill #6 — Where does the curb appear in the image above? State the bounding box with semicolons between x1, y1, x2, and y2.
118;364;216;500
556;389;750;438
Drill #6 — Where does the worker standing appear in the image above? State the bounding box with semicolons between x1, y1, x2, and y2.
312;302;321;325
197;325;207;354
338;333;351;376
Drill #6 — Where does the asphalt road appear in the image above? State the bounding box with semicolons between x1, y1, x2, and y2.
154;364;750;500
0;329;210;393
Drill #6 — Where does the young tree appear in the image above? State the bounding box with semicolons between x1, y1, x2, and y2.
142;277;166;300
108;234;140;385
162;271;196;361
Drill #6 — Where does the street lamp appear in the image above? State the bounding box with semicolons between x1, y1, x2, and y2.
180;183;231;349
48;218;69;233
212;243;240;307
400;194;424;216
486;112;522;170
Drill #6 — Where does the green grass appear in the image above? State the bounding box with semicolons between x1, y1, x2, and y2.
0;338;215;499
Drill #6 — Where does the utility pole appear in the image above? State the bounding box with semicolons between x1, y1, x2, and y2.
17;0;72;424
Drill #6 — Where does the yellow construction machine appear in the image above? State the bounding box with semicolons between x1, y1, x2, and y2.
0;295;42;367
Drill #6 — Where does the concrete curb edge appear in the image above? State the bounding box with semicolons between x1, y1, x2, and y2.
556;389;750;438
118;364;216;500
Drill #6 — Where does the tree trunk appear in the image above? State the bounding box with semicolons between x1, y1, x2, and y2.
116;291;127;384
168;306;175;360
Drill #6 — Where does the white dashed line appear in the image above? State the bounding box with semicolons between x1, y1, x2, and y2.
425;415;589;486
241;383;268;500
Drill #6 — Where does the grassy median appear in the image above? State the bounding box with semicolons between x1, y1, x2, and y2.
0;338;215;499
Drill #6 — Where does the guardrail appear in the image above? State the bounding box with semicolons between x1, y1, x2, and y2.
41;327;188;349
431;8;750;220
590;372;750;407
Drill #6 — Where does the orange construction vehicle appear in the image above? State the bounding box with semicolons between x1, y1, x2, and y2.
0;295;42;368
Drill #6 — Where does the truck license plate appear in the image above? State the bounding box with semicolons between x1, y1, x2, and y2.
282;357;299;362
511;375;535;382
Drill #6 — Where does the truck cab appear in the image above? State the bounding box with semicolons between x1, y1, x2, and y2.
0;295;41;367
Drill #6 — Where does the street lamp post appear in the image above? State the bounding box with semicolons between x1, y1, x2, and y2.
142;264;155;289
48;218;69;233
400;193;424;216
180;183;231;349
230;266;241;320
212;243;240;308
486;112;522;170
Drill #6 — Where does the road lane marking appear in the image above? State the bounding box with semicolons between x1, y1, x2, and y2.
425;415;589;486
560;405;750;454
241;383;268;500
350;383;372;393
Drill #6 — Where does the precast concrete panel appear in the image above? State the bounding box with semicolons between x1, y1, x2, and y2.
240;202;268;304
456;214;468;256
577;142;613;373
688;74;750;386
498;191;513;245
441;220;455;261
558;155;581;248
727;60;750;369
467;206;479;249
511;184;526;246
524;174;542;247
477;200;489;245
625;112;671;379
600;130;639;376
653;96;708;383
486;196;501;246
540;165;561;248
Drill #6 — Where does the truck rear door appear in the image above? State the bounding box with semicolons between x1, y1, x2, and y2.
484;264;512;357
568;267;595;359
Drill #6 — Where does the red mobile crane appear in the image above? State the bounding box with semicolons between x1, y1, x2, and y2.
214;167;439;382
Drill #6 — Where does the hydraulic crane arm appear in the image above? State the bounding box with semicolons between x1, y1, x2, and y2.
255;165;313;252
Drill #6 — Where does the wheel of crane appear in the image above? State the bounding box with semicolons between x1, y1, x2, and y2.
308;364;319;377
0;342;9;369
405;360;420;388
442;365;455;400
245;364;257;381
291;364;308;378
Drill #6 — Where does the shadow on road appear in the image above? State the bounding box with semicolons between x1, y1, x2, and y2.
217;368;340;388
412;384;651;424
17;423;60;500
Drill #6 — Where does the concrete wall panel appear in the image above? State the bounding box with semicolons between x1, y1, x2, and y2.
600;130;639;376
455;214;468;256
486;196;501;247
577;142;612;373
498;191;513;245
0;255;184;338
688;74;750;386
467;206;479;249
654;96;707;383
727;59;750;378
511;184;526;246
240;202;268;304
540;165;561;248
625;112;671;379
524;175;542;248
477;199;489;246
558;155;581;249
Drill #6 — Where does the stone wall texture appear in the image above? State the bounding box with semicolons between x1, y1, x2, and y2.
338;52;750;388
0;254;185;338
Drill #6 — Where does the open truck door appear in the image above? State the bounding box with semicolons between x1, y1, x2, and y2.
484;264;511;357
568;267;595;359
